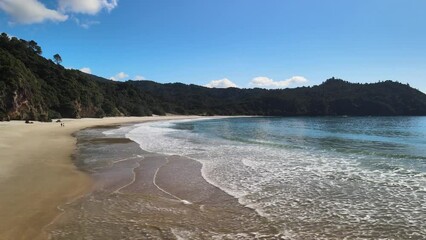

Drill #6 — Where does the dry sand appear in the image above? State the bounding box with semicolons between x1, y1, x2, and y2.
0;116;199;240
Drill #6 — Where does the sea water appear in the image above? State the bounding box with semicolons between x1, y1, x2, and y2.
124;117;426;239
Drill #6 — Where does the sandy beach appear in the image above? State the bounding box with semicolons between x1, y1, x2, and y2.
0;116;199;240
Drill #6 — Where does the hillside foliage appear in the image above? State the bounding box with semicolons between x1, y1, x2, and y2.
1;33;426;121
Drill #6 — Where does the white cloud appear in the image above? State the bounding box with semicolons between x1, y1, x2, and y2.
249;76;308;89
0;0;118;25
134;75;146;80
59;0;118;15
205;78;238;88
80;67;92;74
110;72;129;81
0;0;68;24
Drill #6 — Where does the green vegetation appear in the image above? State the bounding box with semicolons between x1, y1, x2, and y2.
128;79;426;116
53;54;62;65
1;33;426;121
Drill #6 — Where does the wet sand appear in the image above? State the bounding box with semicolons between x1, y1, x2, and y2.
0;116;200;240
47;124;280;239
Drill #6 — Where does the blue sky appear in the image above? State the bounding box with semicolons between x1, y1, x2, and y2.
0;0;425;92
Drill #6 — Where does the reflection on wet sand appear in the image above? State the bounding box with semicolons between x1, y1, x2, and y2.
48;127;281;239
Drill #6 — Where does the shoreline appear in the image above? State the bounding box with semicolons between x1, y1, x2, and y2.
0;116;201;240
47;122;276;239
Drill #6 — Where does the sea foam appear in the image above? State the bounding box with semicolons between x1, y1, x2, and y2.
107;117;426;239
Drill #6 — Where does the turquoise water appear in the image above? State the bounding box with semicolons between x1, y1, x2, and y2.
127;117;426;239
180;117;426;171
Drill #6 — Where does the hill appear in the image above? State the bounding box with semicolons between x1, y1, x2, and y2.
1;33;426;121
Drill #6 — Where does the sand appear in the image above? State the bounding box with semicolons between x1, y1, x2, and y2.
46;126;275;239
0;116;200;240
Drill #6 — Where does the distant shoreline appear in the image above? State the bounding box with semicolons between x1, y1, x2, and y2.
0;116;201;240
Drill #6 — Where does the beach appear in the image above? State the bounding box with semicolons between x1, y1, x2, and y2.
46;123;274;239
2;116;425;239
0;116;200;240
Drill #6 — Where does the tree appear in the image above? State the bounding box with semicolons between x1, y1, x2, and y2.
1;32;8;39
53;54;62;65
28;40;42;55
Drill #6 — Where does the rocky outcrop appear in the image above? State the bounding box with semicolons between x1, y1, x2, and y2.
8;89;48;121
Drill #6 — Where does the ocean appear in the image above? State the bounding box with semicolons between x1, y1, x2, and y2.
49;117;426;239
124;117;426;239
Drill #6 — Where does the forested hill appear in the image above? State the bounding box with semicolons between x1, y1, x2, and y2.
128;79;426;116
1;33;426;121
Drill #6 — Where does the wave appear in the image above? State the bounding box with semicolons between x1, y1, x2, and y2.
106;117;426;239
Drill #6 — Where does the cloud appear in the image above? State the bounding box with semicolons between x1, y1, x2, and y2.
249;76;308;89
0;0;118;25
73;17;100;29
80;67;92;74
134;75;146;80
205;78;238;88
59;0;118;15
110;72;129;81
0;0;68;24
